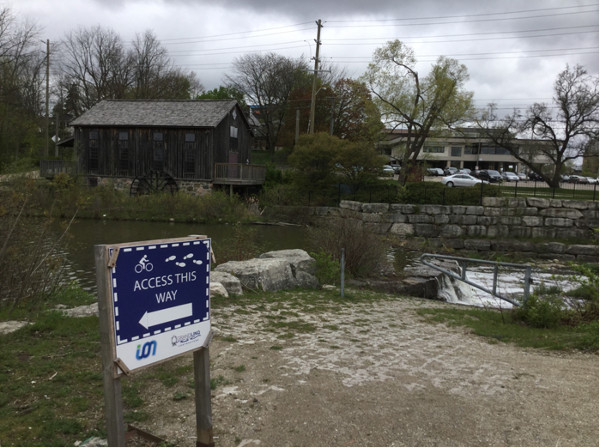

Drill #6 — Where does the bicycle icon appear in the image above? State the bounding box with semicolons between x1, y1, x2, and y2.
135;255;153;273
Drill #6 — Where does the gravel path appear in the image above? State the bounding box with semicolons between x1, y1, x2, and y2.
139;294;598;447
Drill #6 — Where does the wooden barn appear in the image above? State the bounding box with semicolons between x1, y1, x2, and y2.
69;99;264;194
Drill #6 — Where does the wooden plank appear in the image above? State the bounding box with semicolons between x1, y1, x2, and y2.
194;347;214;447
95;244;126;446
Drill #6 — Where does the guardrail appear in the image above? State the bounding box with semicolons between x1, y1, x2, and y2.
419;253;532;307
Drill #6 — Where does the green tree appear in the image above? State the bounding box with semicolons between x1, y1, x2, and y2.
288;133;340;190
197;85;247;108
477;64;599;188
289;132;385;192
360;40;473;184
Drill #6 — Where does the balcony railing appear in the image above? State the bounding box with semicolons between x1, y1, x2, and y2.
40;160;78;178
213;163;266;185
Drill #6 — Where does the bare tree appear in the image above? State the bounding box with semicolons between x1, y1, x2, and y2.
59;27;203;110
60;26;131;110
0;7;47;166
226;53;309;154
360;40;473;184
478;64;599;187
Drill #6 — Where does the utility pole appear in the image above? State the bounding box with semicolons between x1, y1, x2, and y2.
44;39;49;158
308;20;322;134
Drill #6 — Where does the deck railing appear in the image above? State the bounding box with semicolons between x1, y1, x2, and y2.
213;163;266;185
40;160;78;178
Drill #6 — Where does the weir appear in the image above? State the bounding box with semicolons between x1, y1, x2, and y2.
419;253;533;307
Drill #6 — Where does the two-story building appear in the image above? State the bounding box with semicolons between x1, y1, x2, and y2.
379;128;551;174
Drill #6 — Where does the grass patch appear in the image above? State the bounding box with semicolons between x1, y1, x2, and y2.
417;307;598;351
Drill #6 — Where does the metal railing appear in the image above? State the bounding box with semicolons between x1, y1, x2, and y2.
213;163;266;185
419;253;532;306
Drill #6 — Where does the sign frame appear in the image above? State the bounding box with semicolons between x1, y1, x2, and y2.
96;235;214;446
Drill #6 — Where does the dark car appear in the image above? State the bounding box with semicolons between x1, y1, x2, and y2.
476;169;503;183
528;172;544;181
443;167;459;176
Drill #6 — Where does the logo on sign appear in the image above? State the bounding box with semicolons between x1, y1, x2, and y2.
135;255;154;273
135;340;157;360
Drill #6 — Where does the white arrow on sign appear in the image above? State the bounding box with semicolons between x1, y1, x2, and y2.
138;303;193;330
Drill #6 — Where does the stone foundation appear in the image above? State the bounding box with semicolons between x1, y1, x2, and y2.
88;176;212;196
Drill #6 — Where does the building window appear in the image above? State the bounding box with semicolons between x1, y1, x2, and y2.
89;146;99;171
153;132;163;141
464;144;479;155
423;146;444;154
185;133;195;143
451;146;462;157
88;130;99;172
184;149;195;177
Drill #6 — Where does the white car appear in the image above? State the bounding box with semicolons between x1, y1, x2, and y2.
441;173;485;187
382;165;395;176
502;171;520;182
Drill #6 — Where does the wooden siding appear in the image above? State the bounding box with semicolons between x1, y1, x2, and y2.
75;103;253;182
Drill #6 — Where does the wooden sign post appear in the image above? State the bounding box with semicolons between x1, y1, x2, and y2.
95;236;213;446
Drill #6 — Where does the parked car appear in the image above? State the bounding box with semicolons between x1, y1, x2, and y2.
568;175;589;184
502;171;520;182
458;168;471;175
382;165;395;176
587;177;599;184
443;167;459;176
476;169;503;183
517;172;527;181
426;167;444;176
441;173;485;188
528;172;544;181
390;164;401;174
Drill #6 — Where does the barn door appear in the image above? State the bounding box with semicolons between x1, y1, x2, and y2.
228;151;239;179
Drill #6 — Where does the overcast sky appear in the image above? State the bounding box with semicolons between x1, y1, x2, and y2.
4;0;598;114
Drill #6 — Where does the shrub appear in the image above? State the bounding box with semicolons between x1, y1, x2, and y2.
399;181;501;205
0;190;71;311
512;292;564;329
310;250;341;285
307;219;387;278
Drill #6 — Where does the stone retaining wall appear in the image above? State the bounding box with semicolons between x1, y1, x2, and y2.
265;197;599;262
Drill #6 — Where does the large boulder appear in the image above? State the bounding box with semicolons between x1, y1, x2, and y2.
214;249;319;292
210;271;243;296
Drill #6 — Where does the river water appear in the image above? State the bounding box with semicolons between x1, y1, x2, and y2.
58;219;582;309
59;219;310;292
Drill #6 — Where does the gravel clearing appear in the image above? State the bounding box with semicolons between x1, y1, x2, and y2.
134;293;597;447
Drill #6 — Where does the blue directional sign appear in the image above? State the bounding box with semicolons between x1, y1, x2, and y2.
108;237;211;372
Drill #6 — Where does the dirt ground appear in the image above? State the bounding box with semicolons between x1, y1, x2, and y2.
138;294;598;447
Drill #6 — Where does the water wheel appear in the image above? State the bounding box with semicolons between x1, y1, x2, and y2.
130;170;179;196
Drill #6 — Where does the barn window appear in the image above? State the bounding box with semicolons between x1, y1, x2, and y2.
89;146;99;172
185;133;195;142
184;149;195;177
88;129;99;172
153;132;163;141
119;131;128;141
230;126;238;138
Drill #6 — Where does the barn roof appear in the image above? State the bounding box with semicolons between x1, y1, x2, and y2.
70;99;241;128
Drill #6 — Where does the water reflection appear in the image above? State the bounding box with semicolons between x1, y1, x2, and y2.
60;220;309;292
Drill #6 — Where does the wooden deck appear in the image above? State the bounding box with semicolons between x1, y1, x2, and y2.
213;163;266;186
